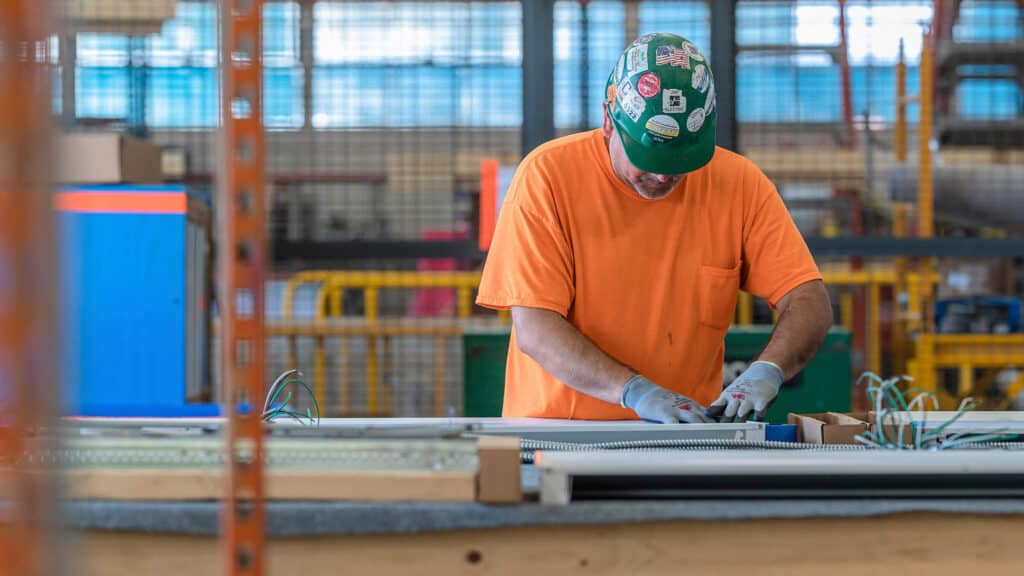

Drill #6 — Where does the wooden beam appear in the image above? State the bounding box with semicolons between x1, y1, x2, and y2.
64;469;477;502
81;514;1024;576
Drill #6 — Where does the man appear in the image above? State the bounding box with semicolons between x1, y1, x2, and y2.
476;33;832;423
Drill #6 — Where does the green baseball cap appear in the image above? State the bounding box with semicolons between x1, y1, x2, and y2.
605;32;717;175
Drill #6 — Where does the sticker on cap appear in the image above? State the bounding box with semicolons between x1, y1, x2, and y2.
691;64;709;93
686;107;706;133
607;84;617;107
626;43;648;75
615;55;625;81
645;114;680;142
682;41;705;62
655;45;690;70
635;33;658;44
663;89;685;113
703;82;716;114
637;73;660;98
617;80;646;122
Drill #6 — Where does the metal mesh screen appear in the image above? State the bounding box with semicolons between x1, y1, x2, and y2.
48;0;1024;421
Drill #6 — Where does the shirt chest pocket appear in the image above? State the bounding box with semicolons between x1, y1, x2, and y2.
698;263;742;330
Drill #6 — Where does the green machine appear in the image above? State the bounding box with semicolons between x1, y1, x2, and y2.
463;325;852;423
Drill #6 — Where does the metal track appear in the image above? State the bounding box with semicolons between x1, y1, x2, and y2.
219;1;267;574
536;449;1024;505
13;437;479;473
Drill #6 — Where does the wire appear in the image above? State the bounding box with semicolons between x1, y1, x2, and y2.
262;370;320;426
853;371;1018;450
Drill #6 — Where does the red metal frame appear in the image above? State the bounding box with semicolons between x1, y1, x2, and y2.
219;1;267;575
837;0;856;148
0;1;56;574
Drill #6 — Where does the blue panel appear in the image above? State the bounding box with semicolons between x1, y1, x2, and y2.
765;424;798;443
59;185;196;416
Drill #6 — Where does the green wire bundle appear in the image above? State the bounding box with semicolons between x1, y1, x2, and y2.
854;371;1014;450
262;369;321;426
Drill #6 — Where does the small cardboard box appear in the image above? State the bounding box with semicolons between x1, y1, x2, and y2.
788;412;869;444
57;133;163;185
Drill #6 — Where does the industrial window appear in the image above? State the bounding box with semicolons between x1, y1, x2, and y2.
74;1;301;129
264;2;304;128
311;2;522;128
735;1;933;123
638;1;710;57
554;1;626;130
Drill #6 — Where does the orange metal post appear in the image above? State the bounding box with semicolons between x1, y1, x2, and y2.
918;31;935;333
892;202;910;375
478;159;499;251
837;0;857;148
219;1;267;575
0;1;57;574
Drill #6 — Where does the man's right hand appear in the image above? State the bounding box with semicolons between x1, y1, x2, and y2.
620;375;713;424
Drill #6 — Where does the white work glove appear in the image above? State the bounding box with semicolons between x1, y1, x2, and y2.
705;360;784;422
620;375;713;424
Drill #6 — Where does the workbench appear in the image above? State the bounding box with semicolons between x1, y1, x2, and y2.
60;417;1024;575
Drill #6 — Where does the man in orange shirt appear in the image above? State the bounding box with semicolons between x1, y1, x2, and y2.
476;33;833;423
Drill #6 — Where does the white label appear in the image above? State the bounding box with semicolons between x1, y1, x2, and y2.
615;54;625;81
703;82;716;114
691;64;709;93
686;107;706;133
617;80;646;122
683;41;705;62
626;43;648;75
645;114;680;142
663;88;686;113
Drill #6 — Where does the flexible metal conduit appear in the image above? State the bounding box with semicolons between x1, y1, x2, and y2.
520;438;869;463
520;438;1024;463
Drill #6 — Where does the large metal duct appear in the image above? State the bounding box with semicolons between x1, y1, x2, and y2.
889;164;1024;231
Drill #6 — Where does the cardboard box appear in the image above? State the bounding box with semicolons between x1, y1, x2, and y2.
937;258;1012;299
57;133;163;185
789;411;917;446
788;412;869;444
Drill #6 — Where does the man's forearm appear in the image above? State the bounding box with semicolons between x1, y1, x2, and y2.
757;280;833;379
511;306;635;405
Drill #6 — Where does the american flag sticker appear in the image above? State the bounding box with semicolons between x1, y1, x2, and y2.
655;45;690;70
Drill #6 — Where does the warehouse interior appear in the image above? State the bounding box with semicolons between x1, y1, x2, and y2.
3;0;1024;574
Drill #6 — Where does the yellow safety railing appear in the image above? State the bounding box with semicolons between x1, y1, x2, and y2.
909;334;1024;410
280;268;945;417
279;270;509;416
735;268;939;378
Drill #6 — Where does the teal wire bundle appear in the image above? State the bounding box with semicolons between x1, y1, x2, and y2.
262;369;321;426
854;372;1014;450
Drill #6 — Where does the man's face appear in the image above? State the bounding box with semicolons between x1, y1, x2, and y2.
602;105;686;200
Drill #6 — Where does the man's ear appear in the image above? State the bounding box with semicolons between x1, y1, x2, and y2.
601;103;614;138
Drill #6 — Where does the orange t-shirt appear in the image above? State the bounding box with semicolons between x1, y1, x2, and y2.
476;129;821;419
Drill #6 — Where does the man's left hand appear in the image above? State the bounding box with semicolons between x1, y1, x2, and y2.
705;361;784;422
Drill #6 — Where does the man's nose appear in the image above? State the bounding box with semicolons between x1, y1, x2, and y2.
652;173;672;183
